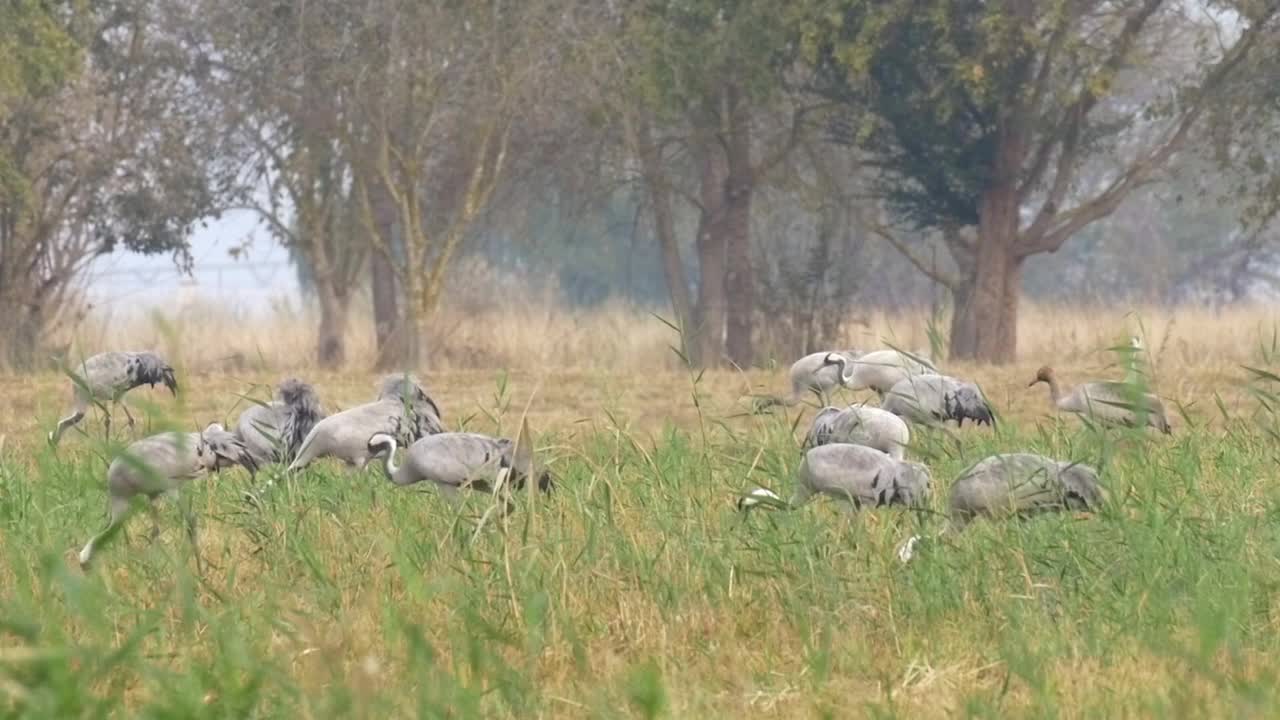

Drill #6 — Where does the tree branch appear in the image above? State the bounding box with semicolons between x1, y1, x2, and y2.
1016;2;1279;257
864;218;960;290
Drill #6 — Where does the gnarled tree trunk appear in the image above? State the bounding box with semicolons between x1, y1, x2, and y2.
949;130;1024;364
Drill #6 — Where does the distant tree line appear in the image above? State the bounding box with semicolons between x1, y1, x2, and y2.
2;0;1278;370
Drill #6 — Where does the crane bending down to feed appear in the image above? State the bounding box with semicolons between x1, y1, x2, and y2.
235;378;325;466
821;349;938;398
1028;366;1171;433
756;349;864;409
804;404;911;460
366;421;554;504
78;423;257;568
287;374;445;471
897;453;1105;562
881;374;996;426
738;443;931;511
49;351;179;446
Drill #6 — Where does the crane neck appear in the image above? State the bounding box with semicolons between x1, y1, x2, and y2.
1044;376;1062;405
380;439;401;481
831;354;853;384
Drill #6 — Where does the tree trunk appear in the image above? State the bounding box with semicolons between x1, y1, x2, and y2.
693;139;729;368
949;125;1025;364
371;251;402;369
950;188;1022;363
315;282;349;368
369;182;404;370
722;85;755;368
635;118;696;362
1;304;42;371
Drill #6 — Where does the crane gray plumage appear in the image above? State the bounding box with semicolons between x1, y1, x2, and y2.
896;453;1105;563
881;374;995;426
738;443;930;511
78;423;256;567
235;378;325;465
804;404;910;460
287;373;444;471
948;453;1105;527
1029;365;1171;433
823;349;938;398
49;351;179;446
366;428;554;500
758;350;864;409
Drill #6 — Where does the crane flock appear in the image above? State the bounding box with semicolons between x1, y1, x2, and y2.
51;337;1163;569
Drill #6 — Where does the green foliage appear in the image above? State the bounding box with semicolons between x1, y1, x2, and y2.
8;376;1280;715
629;0;800;120
0;0;82;202
802;1;1021;228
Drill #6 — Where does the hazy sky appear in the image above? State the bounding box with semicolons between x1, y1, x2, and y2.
82;210;301;315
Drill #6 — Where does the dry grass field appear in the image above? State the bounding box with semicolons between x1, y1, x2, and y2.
2;302;1280;718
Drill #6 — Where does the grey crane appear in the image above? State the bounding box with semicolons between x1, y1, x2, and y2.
78;423;257;568
756;349;865;409
286;373;445;471
235;378;326;466
948;453;1105;526
803;404;911;460
738;443;931;511
897;453;1105;562
1028;365;1171;433
822;349;938;398
49;351;178;446
366;422;553;501
881;374;996;427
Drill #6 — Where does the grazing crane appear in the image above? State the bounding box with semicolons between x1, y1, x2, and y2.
804;404;911;460
948;453;1105;526
235;378;325;466
49;351;178;446
821;349;938;398
756;349;864;409
366;421;553;503
881;374;996;427
286;374;445;471
738;443;931;511
897;453;1104;562
78;423;257;568
1028;366;1171;433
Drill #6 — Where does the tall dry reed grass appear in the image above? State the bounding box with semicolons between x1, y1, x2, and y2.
47;285;1280;375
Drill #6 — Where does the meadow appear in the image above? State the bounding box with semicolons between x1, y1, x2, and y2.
2;301;1280;718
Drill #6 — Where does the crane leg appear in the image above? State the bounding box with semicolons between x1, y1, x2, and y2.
79;496;130;568
180;492;203;575
120;400;137;431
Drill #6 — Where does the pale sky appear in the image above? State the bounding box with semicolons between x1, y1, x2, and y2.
82;209;301;315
